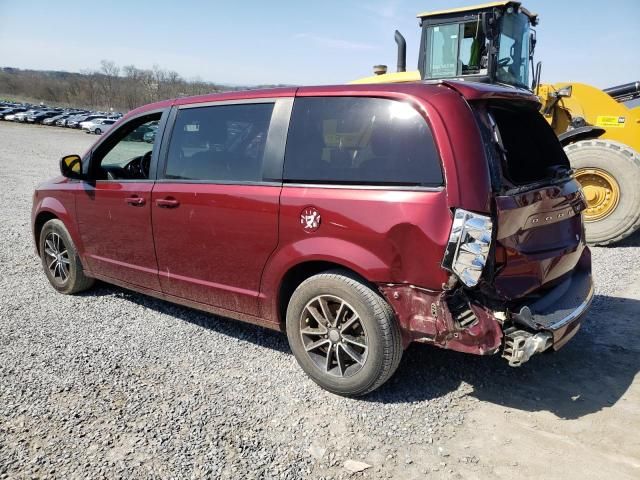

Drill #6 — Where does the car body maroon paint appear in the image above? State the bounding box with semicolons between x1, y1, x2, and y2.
32;81;593;378
32;179;85;260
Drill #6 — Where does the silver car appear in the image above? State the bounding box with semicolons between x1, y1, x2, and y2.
87;118;117;135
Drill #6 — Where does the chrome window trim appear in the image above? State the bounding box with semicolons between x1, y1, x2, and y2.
154;179;281;187
282;183;444;192
177;97;286;110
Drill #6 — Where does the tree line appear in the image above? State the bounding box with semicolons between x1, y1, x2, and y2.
0;61;285;112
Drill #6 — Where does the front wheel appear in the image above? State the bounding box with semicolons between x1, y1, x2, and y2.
565;139;640;245
286;270;402;396
94;128;102;135
39;219;94;294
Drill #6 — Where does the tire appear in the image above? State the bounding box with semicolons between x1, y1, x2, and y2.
286;270;402;396
565;139;640;245
39;219;94;294
95;128;101;135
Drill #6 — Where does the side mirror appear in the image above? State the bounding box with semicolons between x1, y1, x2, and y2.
60;154;83;179
529;30;537;57
481;12;496;40
556;85;573;98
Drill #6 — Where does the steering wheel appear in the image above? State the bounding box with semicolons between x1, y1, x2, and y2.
497;57;512;67
140;150;152;179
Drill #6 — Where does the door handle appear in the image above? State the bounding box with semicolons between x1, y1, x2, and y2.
125;196;145;206
156;198;180;208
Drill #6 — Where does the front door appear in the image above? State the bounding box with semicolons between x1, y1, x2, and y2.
151;100;289;315
76;112;165;290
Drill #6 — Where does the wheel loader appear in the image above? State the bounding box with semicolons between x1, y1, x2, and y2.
352;1;640;245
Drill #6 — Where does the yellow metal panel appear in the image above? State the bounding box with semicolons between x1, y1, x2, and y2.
350;71;421;84
539;82;640;154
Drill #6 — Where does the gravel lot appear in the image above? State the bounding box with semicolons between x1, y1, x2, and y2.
1;121;639;479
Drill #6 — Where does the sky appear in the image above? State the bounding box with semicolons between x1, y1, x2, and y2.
0;0;638;88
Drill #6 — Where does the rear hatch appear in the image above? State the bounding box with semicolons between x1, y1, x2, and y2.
473;100;588;300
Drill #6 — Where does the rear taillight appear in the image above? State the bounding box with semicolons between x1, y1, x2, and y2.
442;209;493;287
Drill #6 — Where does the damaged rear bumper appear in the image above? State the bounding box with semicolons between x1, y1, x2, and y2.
379;256;593;365
503;266;593;366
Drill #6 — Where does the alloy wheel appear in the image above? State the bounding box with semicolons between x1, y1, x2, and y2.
299;295;369;378
44;232;70;283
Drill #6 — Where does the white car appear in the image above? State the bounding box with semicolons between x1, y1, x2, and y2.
87;118;117;135
80;117;106;131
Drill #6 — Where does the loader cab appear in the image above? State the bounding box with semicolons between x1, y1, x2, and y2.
418;1;538;90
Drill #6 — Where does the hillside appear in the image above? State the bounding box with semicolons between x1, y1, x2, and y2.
0;63;289;111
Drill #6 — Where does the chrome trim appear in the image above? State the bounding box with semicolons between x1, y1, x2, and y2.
282;183;444;192
441;209;493;287
547;282;594;331
177;97;286;110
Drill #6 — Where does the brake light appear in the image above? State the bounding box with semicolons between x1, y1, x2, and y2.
442;209;493;287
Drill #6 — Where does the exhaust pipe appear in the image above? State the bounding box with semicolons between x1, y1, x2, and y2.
603;81;640;102
394;30;406;73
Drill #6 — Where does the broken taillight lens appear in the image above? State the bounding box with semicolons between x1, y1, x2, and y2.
441;209;493;287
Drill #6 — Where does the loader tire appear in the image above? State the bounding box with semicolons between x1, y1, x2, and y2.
565;139;640;246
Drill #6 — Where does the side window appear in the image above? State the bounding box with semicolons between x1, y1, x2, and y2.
426;24;459;78
91;113;161;181
164;103;274;182
283;97;443;186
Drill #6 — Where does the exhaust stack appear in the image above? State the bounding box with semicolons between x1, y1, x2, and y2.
394;30;406;72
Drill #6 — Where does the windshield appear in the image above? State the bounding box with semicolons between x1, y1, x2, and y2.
496;11;530;88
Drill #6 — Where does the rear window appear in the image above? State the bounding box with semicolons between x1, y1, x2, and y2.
488;104;570;185
283;97;443;186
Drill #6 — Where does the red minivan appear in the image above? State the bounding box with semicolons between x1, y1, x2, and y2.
32;81;593;395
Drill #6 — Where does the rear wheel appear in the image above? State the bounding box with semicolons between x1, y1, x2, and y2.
39;219;94;294
286;270;402;396
94;128;102;135
565;139;640;245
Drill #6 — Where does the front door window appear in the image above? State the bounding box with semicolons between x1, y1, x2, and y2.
91;115;160;181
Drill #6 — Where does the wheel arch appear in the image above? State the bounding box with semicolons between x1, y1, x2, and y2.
33;211;59;255
276;260;379;331
32;196;84;259
262;243;388;330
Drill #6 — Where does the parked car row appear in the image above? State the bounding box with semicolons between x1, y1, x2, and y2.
0;100;123;135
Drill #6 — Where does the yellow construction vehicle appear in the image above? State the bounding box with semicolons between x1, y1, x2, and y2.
353;1;640;245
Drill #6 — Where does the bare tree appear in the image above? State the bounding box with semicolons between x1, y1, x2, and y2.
0;62;254;111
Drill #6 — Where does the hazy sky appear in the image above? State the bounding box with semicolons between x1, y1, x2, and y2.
0;0;638;88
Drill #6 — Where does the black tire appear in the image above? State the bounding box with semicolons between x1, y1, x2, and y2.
565;139;640;246
286;270;402;396
95;128;102;135
39;219;94;294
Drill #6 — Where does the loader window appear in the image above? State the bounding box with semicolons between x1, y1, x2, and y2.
496;12;530;88
425;20;487;78
425;24;459;78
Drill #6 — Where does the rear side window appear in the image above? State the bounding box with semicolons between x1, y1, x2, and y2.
283;97;443;186
165;103;274;182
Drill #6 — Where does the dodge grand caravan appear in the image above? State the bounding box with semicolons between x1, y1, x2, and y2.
32;81;593;396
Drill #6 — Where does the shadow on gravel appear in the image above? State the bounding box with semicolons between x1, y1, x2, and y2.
80;283;290;354
84;285;639;419
370;294;640;420
606;228;640;248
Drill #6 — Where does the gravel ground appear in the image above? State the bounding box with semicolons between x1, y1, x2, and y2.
1;121;639;479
